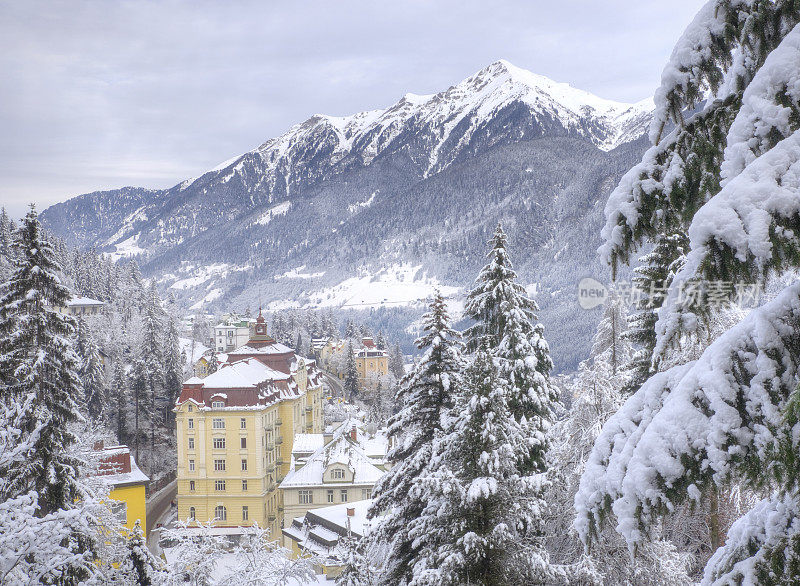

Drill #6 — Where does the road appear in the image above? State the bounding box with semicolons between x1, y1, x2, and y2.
146;479;176;535
322;371;344;398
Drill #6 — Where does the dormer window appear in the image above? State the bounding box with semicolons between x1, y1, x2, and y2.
188;404;193;412
331;468;345;480
212;401;225;409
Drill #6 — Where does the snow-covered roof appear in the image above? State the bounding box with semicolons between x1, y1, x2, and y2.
67;296;105;306
178;337;210;364
306;499;374;537
280;429;385;489
228;342;294;356
201;358;288;389
293;433;326;455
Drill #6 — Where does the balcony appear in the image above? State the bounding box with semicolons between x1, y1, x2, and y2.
276;418;283;426
305;406;313;412
264;423;274;432
268;514;277;522
266;441;275;450
265;464;275;474
275;436;283;445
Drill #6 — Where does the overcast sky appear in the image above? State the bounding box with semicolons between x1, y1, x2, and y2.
0;0;706;218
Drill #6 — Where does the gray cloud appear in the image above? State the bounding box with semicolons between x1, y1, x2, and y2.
0;0;706;218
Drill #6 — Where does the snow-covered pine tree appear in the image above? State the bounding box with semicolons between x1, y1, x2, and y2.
577;5;800;582
364;291;464;585
622;232;688;393
0;205;95;580
208;350;219;375
121;519;164;585
589;288;631;376
464;224;558;475
140;283;164;473
389;344;404;379
162;315;183;425
412;349;551;585
337;537;379;586
344;341;359;400
82;333;108;421
112;361;129;445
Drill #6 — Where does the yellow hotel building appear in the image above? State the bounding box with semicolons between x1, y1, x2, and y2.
174;312;324;538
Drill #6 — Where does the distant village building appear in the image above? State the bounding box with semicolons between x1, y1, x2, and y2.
174;311;325;539
213;315;254;353
56;296;106;317
93;442;149;535
354;337;389;389
283;499;377;579
279;422;385;531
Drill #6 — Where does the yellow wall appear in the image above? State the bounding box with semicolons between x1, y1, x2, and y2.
175;379;324;541
108;484;147;536
355;355;389;388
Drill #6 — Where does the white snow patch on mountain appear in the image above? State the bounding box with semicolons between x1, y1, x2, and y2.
253;201;292;226
348;191;377;213
105;233;146;262
268;263;460;310
275;265;325;280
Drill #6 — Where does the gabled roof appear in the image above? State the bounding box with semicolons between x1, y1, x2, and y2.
280;427;385;489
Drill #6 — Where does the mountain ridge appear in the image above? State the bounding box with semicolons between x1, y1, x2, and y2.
41;60;654;370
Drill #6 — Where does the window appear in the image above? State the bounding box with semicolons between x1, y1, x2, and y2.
362;488;372;500
213;437;225;450
188;404;193;412
189;459;195;472
189;480;195;491
212;401;225;409
327;489;334;503
340;489;348;503
331;468;345;480
240;418;246;429
188;437;195;450
188;418;194;429
189;507;196;519
242;506;249;521
214;459;226;472
213;418;225;428
110;501;127;524
242;479;248;491
241;459;247;471
299;490;313;504
240;437;247;449
215;505;226;521
215;480;226;491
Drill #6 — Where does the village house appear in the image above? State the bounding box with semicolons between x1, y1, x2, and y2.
354;337;389;389
282;499;377;579
93;443;149;535
278;423;385;533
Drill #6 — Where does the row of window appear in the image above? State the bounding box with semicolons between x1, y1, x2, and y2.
297;488;371;504
187;505;246;522
187;479;249;492
188;457;248;472
188;417;248;429
187;436;248;452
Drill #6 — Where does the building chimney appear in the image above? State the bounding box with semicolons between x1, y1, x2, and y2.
93;440;104;450
350;427;357;442
346;507;355;517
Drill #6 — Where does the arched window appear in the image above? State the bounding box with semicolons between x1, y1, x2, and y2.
215;505;227;521
189;507;196;519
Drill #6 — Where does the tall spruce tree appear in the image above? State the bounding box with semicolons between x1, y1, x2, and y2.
0;205;95;579
412;349;552;585
343;341;359;400
577;5;800;582
82;334;107;421
464;224;558;474
364;292;464;585
139;285;164;474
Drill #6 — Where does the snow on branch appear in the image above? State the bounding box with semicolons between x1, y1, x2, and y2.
701;491;800;585
576;281;800;550
654;130;800;358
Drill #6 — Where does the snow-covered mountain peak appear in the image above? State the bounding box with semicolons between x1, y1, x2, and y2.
177;60;654;194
